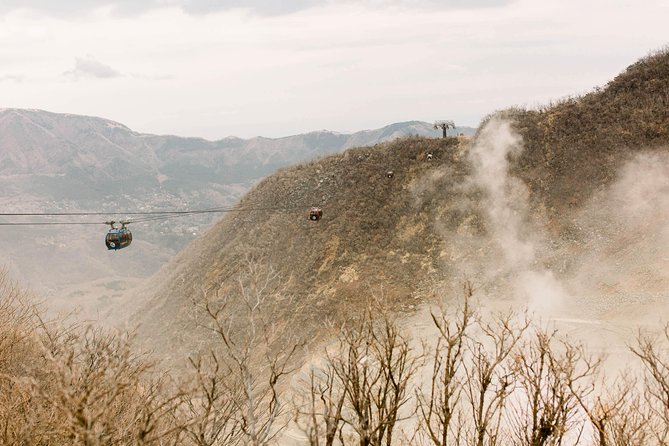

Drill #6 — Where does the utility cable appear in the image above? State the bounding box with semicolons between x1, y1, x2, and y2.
0;204;312;226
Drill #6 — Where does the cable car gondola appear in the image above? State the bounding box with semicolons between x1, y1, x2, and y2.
105;221;132;250
309;207;323;221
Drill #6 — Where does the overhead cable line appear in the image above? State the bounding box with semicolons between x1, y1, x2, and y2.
0;221;105;226
0;204;308;226
0;205;305;217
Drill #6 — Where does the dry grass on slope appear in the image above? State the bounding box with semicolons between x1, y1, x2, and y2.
132;135;481;360
501;48;669;220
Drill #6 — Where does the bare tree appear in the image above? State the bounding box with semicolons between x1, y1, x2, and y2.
509;328;598;446
33;325;184;445
464;311;529;446
585;377;648;446
195;258;302;446
417;281;473;446
0;270;45;444
0;271;187;446
297;306;420;446
630;326;669;445
331;309;417;446
296;367;346;446
180;351;242;446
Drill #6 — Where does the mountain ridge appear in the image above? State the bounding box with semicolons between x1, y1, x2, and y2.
0;109;474;186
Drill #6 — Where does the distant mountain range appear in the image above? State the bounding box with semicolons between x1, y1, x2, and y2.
0;109;475;308
0;109;474;203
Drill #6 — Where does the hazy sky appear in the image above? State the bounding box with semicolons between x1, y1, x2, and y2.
1;0;667;139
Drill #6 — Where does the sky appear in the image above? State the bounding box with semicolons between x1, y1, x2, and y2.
0;0;667;139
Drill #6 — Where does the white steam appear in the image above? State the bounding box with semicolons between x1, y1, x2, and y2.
469;118;567;313
569;151;669;315
610;152;669;229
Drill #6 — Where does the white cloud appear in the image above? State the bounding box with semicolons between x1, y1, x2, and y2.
0;74;25;82
0;0;514;17
65;55;121;79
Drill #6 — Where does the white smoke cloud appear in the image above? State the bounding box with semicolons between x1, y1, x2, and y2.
568;150;669;313
468;117;567;313
609;152;669;228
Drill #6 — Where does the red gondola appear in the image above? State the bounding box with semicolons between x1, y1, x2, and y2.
309;207;323;221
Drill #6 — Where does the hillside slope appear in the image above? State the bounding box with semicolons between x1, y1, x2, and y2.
507;49;669;217
130;135;474;359
130;49;669;361
0;111;471;308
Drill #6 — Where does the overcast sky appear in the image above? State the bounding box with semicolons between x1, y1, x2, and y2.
1;0;667;139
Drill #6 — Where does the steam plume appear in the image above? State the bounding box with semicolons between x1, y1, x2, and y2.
469;117;566;313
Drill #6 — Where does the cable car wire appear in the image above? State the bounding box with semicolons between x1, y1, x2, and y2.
0;221;105;226
0;204;309;226
0;207;231;217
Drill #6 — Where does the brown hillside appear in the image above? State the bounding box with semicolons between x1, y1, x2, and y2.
506;48;669;221
129;49;669;361
130;136;478;360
